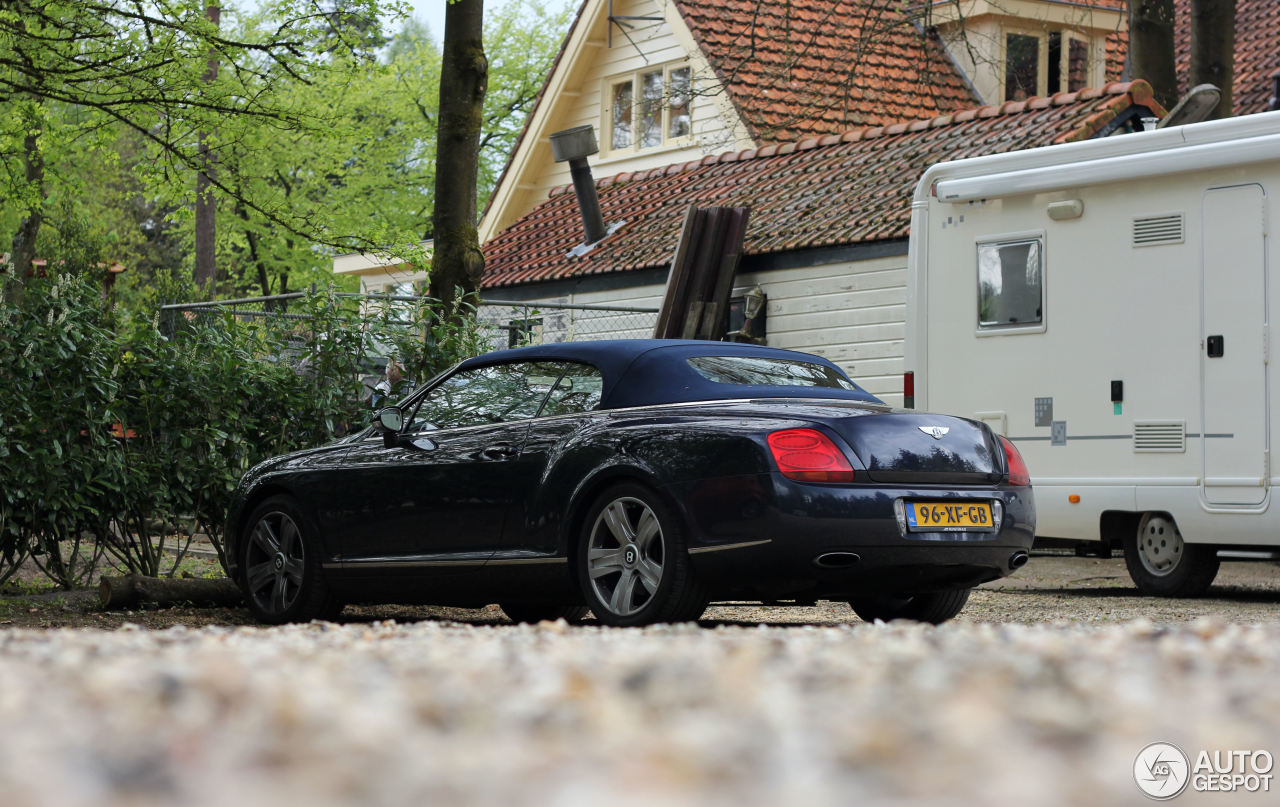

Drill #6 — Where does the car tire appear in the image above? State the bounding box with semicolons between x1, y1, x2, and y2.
499;604;590;624
1123;512;1219;597
240;495;341;624
849;588;971;625
576;482;707;627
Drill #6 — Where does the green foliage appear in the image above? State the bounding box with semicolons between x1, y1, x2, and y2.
1;268;489;585
371;288;490;387
3;1;571;304
478;0;574;203
0;272;121;588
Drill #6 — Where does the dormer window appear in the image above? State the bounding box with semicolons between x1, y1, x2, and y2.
1003;29;1093;102
605;63;692;154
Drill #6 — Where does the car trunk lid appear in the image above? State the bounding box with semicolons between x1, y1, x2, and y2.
828;412;1003;485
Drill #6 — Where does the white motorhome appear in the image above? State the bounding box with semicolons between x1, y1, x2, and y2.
906;111;1280;596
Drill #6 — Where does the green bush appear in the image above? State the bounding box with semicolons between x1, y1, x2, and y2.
1;276;489;587
0;272;122;588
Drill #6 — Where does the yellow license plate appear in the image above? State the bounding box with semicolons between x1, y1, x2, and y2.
906;501;995;532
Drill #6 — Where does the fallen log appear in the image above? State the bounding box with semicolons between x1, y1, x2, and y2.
98;575;244;610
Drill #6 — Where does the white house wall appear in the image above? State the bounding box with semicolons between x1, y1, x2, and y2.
482;251;908;406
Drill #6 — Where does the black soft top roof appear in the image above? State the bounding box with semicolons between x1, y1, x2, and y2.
455;339;882;409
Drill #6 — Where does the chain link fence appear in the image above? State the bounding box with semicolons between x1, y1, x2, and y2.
476;298;658;348
159;292;659;354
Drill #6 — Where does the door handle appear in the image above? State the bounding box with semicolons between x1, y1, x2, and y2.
481;444;519;460
1207;335;1224;358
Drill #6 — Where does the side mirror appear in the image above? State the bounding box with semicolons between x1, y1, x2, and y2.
374;406;404;448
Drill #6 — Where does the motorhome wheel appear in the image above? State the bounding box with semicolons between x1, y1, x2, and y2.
1122;513;1219;597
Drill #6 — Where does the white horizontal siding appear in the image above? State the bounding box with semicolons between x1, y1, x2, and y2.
740;254;907;406
484;252;908;406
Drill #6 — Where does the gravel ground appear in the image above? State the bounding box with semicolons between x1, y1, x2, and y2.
0;555;1277;806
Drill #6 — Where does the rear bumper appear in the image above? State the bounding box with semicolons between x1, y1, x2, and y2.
666;473;1035;599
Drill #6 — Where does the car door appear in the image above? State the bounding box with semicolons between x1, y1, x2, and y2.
499;362;606;557
332;361;563;569
481;363;606;600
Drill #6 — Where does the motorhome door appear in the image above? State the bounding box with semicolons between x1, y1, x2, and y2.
1201;183;1269;506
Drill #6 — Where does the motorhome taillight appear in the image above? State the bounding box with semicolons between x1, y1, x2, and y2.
1000;437;1030;487
767;429;855;483
903;371;915;409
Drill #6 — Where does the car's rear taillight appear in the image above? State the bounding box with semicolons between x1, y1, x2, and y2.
1000;436;1030;486
767;429;855;483
903;371;915;409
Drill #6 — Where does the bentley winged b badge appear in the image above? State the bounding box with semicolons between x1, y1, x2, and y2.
919;426;950;440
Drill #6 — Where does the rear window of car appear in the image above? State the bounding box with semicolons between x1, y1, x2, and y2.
686;356;859;390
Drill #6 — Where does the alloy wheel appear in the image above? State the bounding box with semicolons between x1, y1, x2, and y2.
244;510;306;615
586;497;665;617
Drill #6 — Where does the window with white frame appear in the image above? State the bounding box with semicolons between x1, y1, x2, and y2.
1003;29;1093;102
978;237;1043;330
606;63;692;154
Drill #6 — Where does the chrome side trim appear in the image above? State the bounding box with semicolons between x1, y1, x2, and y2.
688;539;772;555
324;558;488;570
487;556;569;566
323;554;569;570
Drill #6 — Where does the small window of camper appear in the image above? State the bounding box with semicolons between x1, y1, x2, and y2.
977;237;1044;333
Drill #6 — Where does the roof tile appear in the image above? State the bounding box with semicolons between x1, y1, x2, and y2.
1174;0;1279;115
482;82;1164;289
672;0;978;141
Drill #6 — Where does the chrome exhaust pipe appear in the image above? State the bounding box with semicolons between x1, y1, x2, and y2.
813;552;861;569
1009;551;1030;570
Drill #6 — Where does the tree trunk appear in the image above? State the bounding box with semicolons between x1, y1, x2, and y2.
429;0;488;312
7;110;44;304
194;4;221;291
98;574;244;609
1189;0;1236;119
1127;0;1178;110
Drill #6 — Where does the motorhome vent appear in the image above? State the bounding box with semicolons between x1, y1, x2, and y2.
1133;421;1186;453
1132;214;1184;247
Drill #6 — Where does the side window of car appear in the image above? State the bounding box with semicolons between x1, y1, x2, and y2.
540;363;604;416
408;361;563;431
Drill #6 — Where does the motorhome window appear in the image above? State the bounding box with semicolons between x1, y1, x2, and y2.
978;239;1043;329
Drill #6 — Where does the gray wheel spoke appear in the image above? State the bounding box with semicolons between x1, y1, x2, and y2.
603;502;636;544
610;569;638;614
278;517;298;557
636;557;662;595
283;557;305;585
634;509;659;552
271;575;288;612
246;561;274;593
588;547;624;578
251;521;280;555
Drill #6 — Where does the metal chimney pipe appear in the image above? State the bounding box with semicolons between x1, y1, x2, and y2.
549;125;606;245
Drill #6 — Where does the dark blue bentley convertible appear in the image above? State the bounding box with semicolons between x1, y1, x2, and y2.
225;340;1034;626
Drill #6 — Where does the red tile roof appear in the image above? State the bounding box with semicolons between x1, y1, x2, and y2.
1174;0;1279;115
482;82;1163;289
672;0;978;140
